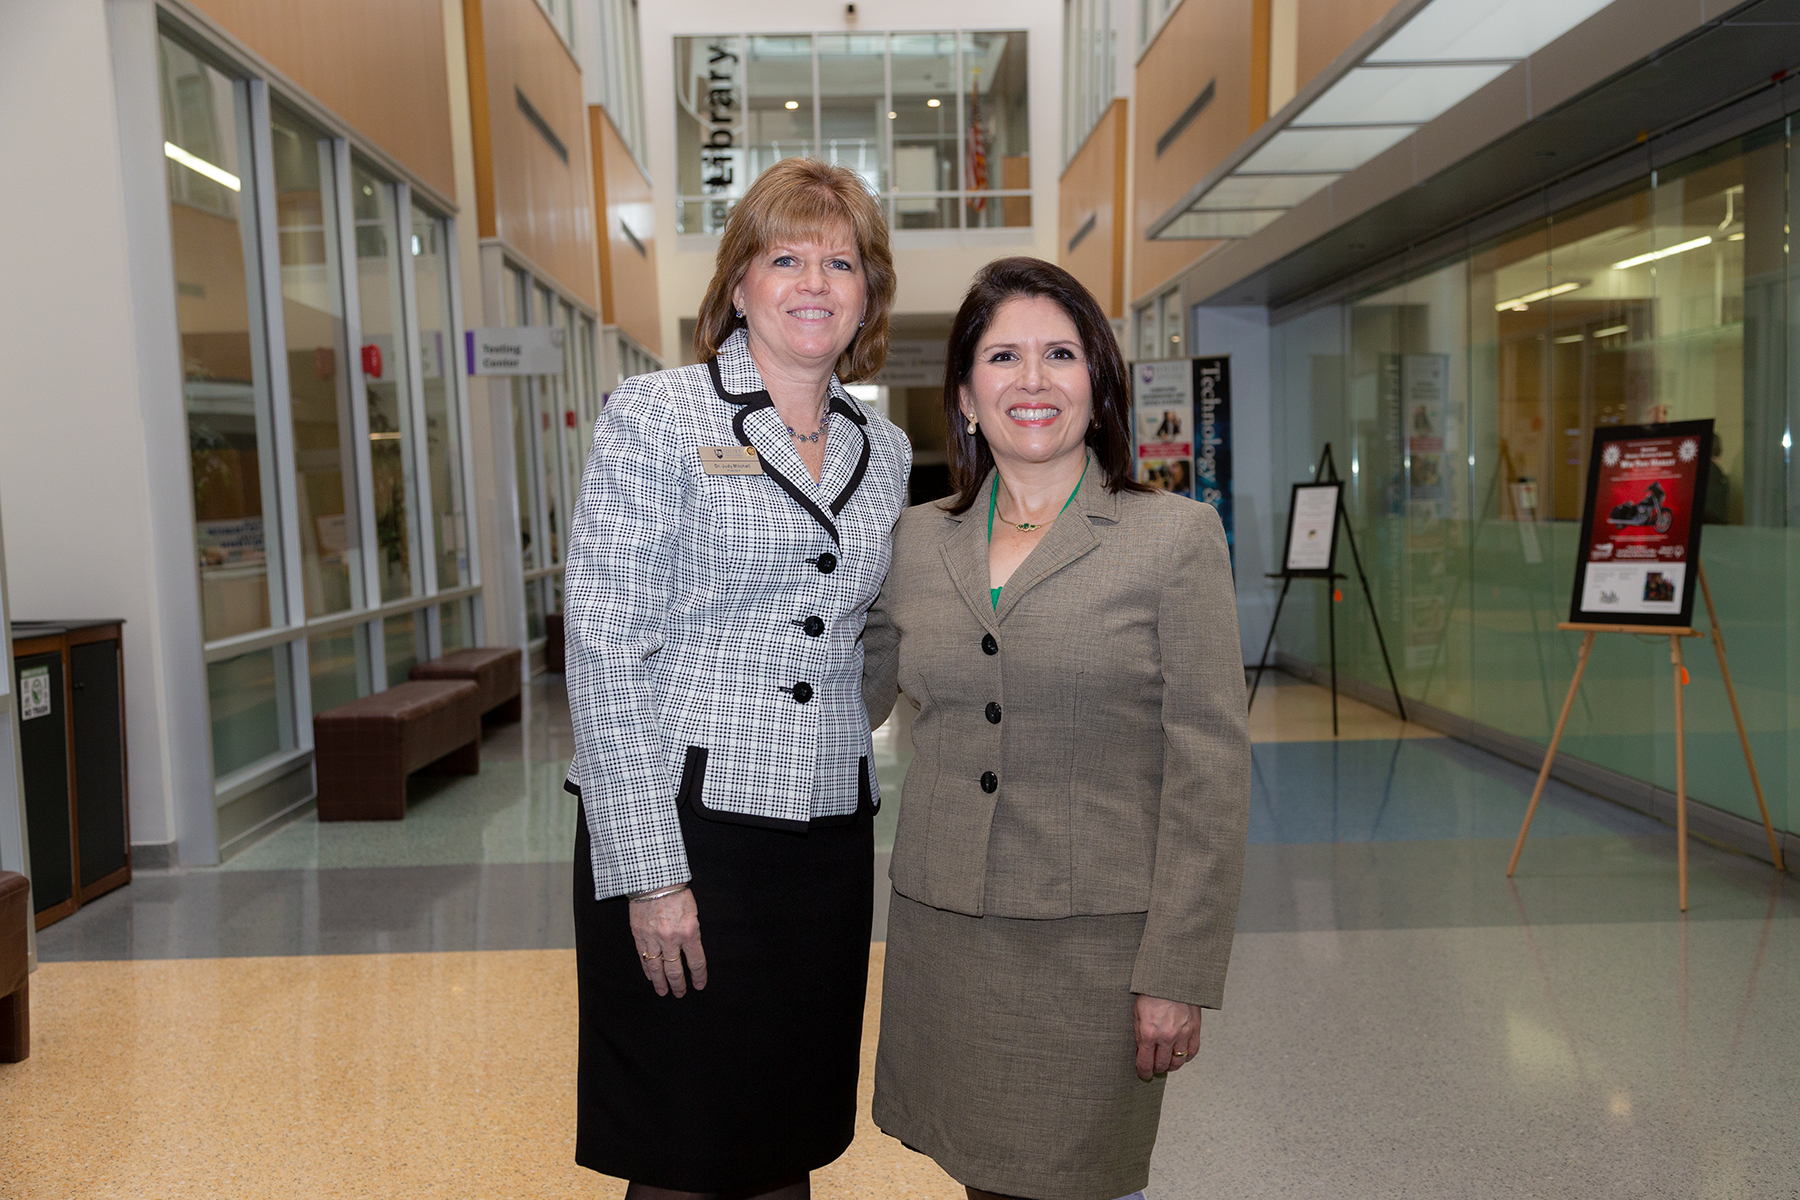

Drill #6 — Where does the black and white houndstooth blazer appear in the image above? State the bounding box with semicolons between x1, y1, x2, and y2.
564;329;912;900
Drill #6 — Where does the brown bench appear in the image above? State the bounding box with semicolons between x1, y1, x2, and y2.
313;680;482;821
409;646;523;725
1;870;28;1062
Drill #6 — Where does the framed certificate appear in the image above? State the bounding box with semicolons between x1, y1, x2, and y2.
1569;420;1712;628
1282;483;1340;576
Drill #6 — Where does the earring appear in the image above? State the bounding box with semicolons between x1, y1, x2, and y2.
735;307;745;318
966;414;978;435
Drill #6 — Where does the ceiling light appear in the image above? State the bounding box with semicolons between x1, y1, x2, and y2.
785;100;799;110
1728;231;1745;241
368;432;403;441
1554;333;1584;344
927;98;941;108
1494;281;1583;311
1594;324;1629;338
1612;235;1712;270
164;142;240;191
888;110;897;119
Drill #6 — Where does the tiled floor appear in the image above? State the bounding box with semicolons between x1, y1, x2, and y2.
4;672;1796;1198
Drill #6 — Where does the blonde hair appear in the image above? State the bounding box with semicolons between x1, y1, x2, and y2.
693;159;895;383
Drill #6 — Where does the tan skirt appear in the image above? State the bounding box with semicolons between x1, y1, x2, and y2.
872;891;1164;1200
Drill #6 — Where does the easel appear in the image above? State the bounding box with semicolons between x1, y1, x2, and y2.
1506;564;1786;910
1249;443;1407;736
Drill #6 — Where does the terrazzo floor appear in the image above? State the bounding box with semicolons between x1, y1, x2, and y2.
4;672;1797;1198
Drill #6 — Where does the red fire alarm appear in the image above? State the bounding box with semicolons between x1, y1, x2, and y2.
361;343;383;379
566;411;577;428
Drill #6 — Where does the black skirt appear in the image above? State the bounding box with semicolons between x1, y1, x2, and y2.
572;787;874;1191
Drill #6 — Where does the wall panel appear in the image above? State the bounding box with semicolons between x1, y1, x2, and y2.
1058;99;1128;318
1294;0;1392;86
185;0;456;199
591;107;661;355
1132;0;1256;301
465;0;599;309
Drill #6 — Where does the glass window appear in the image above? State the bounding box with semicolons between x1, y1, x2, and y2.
818;34;887;194
207;647;295;779
308;628;370;715
536;285;565;567
561;302;586;526
747;35;816;174
439;599;473;653
384;611;424;686
351;160;418;603
964;31;1031;229
675;36;745;234
891;33;959;229
271;108;362;619
410;204;470;590
160;36;284;642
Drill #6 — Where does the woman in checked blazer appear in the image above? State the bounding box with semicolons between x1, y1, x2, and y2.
562;160;910;1199
864;258;1250;1200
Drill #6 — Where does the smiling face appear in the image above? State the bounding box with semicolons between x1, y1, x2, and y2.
960;294;1095;474
731;226;868;380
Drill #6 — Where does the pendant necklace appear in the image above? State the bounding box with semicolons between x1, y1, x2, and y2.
991;457;1090;533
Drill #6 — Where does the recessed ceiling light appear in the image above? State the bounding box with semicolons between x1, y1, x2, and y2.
1494;281;1583;312
927;98;941;108
1612;235;1712;270
785;100;799;110
1594;324;1629;338
888;111;897;119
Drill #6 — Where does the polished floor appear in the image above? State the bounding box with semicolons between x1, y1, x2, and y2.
2;674;1795;1197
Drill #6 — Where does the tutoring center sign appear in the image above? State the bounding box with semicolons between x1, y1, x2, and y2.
1569;420;1712;627
1131;356;1233;547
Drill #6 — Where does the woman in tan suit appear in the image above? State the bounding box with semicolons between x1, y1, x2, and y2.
864;257;1250;1200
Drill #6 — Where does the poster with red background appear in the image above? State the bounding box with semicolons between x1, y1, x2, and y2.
1571;420;1712;626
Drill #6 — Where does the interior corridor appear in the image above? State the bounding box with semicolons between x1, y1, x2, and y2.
2;673;1793;1198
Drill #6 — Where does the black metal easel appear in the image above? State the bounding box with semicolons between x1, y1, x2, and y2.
1248;443;1407;735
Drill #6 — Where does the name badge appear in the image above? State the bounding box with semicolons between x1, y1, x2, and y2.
700;446;763;476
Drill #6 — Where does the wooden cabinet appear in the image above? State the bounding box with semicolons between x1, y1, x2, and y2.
10;621;130;929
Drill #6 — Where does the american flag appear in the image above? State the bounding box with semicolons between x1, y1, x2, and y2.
966;70;988;211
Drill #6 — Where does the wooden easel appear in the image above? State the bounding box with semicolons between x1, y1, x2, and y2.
1506;564;1785;910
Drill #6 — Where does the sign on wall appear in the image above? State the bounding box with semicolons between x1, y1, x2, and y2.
1569;420;1713;627
872;341;948;388
465;327;566;376
1132;356;1233;546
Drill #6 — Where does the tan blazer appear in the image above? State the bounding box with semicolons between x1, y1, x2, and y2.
863;467;1250;1008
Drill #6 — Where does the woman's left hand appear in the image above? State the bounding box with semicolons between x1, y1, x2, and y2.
1133;994;1202;1081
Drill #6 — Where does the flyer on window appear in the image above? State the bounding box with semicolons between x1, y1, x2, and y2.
1132;356;1233;549
1569;420;1712;628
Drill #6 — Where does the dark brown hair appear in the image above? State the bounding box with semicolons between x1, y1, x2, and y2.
943;257;1150;513
693;159;895;383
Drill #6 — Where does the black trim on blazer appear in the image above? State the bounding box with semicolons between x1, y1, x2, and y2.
706;355;873;544
808;755;877;826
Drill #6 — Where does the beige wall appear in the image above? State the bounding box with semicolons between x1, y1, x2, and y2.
590;107;661;356
464;0;599;309
1295;0;1393;84
187;0;456;198
1132;0;1256;301
1058;99;1129;318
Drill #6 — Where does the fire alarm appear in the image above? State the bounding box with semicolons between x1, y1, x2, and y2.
361;343;383;379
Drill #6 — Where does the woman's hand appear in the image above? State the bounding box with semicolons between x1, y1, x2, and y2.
1133;994;1201;1080
629;888;708;998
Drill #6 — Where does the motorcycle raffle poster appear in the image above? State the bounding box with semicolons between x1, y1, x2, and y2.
1569;419;1713;628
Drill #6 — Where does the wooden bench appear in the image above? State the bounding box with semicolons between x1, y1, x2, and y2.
0;870;28;1062
313;680;482;821
409;646;523;725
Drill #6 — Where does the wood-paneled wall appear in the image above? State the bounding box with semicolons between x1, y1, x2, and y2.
1058;100;1129;319
187;0;455;199
464;0;599;309
1132;0;1256;301
590;107;660;356
1295;0;1394;86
